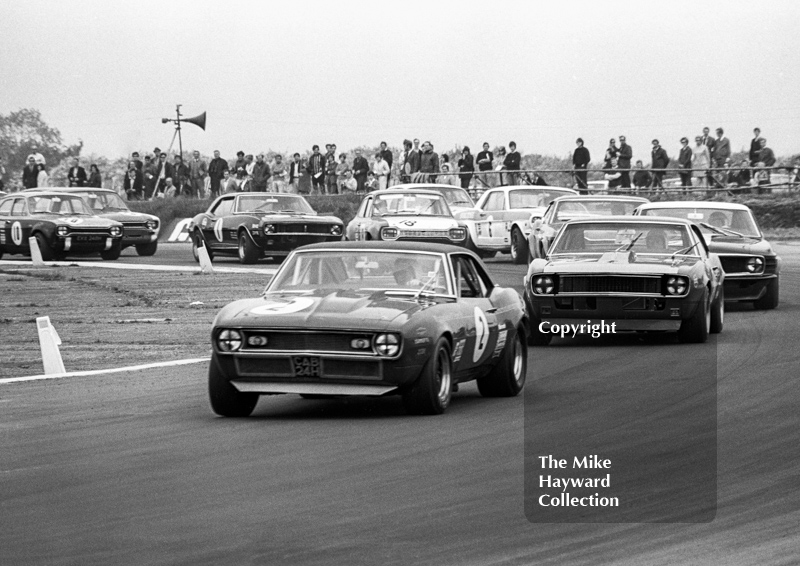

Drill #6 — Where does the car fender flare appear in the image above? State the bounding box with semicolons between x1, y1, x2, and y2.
511;220;531;238
238;225;262;249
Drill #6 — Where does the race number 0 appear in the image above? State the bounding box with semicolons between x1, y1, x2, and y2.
11;221;23;246
213;218;224;242
473;307;489;362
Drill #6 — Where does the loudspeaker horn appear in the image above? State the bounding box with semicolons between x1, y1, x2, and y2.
181;111;206;131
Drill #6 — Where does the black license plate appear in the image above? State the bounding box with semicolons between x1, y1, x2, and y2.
292;356;322;377
76;235;104;242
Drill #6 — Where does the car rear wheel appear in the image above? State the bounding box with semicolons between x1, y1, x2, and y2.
238;232;259;264
678;288;710;343
100;240;122;261
135;241;158;256
510;227;528;264
402;337;452;415
753;277;779;310
710;287;724;334
191;231;213;263
208;354;259;417
34;233;55;261
478;325;527;397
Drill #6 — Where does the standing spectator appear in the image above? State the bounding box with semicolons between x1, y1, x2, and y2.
325;145;338;194
271;154;288;193
408;138;422;176
678;137;693;191
233;151;247;180
252;153;271;192
220;170;238;194
476;142;494;188
88;164;102;188
572;138;590;194
373;153;390;190
143;155;159;198
504;141;521;186
306;145;325;194
240;154;255;192
618;136;632;189
131;152;143;171
208;150;228;199
700;127;716;187
632;160;652;191
0;156;5;191
399;140;412;183
36;164;49;188
749;128;764;166
288;153;303;194
495;146;507;186
713;128;731;169
650;139;669;190
757;138;776;193
173;155;190;196
123;162;142;199
691;136;710;189
336;153;350;191
67;158;87;187
379;142;393;186
156;152;174;195
419;141;439;183
604;138;618;164
189;150;207;198
457;146;474;190
603;157;622;191
22;156;39;188
352;149;369;193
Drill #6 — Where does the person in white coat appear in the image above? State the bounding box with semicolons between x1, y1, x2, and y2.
373;153;390;191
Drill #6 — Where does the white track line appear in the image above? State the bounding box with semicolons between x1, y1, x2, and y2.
0;357;210;385
0;259;276;275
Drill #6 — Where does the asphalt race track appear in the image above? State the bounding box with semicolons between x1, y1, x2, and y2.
2;243;799;565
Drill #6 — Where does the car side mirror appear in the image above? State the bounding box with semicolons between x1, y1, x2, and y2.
531;218;543;231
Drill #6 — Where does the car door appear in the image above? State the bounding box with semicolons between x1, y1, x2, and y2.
346;197;369;240
8;198;33;253
0;198;15;252
202;195;235;251
474;190;506;248
450;254;499;373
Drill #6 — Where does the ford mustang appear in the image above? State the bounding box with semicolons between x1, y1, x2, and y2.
635;201;780;309
208;241;528;417
524;217;724;345
189;192;343;264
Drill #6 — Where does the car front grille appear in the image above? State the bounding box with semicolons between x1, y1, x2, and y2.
240;330;376;355
274;224;331;234
235;357;381;380
559;275;661;294
399;229;449;238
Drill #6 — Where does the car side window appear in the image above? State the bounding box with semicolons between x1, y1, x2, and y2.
211;198;234;217
454;256;488;299
355;197;369;218
482;192;504;212
11;199;27;216
0;199;13;215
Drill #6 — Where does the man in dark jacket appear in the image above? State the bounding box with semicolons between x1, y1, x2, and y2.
289;153;303;193
407;139;422;180
143;155;159;198
617;136;632;189
476;142;494;188
173;155;191;196
678;137;693;191
419;141;439;183
306;145;326;194
650;139;669;189
22;156;39;188
124;164;144;200
504;141;521;186
252;154;271;192
572;138;590;194
154;152;174;197
379;141;393;186
749;128;763;166
67;158;87;187
457;146;474;190
208;150;228;199
351;149;369;193
633;160;652;191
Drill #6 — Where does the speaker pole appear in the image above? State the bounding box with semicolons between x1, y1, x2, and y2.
175;104;183;160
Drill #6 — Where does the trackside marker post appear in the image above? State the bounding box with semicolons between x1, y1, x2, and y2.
36;316;66;375
197;240;214;274
29;236;45;266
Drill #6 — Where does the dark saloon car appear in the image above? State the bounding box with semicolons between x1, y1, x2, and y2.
57;187;160;256
636;202;780;309
189;192;343;264
524;217;724;345
0;190;123;260
208;241;528;417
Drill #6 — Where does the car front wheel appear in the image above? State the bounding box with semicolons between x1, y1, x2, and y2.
191;231;213;263
208;354;259;417
510;227;528;264
238;232;259;264
135;241;158;256
100;240;122;261
478;325;527;397
33;233;55;261
402;337;452;415
678;288;710;343
753;277;779;310
710;287;724;334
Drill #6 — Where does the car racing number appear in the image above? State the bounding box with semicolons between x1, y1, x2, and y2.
292;356;322;377
11;221;24;246
473;307;490;363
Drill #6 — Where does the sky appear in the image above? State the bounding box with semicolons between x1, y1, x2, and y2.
2;0;798;162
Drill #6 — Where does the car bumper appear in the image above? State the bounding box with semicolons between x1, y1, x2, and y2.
57;235;121;253
254;234;343;254
723;274;777;301
121;228;158;247
526;294;704;325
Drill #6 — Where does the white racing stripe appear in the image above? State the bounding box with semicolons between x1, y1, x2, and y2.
0;357;210;385
0;259;277;275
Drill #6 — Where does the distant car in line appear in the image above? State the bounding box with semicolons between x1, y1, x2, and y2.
188;192;343;264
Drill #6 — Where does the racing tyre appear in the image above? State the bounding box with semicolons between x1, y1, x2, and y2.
100;240;122;261
191;231;213;263
238;232;259;264
678;288;710;344
402;337;452;415
510;227;528;264
135;241;158;256
477;325;527;397
208;354;259;417
710;287;724;334
34;233;55;261
753;277;779;310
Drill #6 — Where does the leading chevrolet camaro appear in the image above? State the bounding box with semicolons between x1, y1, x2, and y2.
524;217;724;345
208;241;528;417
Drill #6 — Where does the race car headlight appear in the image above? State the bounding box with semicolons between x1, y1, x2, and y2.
110;226;122;237
374;333;400;357
665;276;689;295
331;225;342;236
263;224;276;235
448;227;467;241
217;329;243;352
746;257;764;273
146;220;158;230
56;226;68;236
380;227;399;240
532;275;555;295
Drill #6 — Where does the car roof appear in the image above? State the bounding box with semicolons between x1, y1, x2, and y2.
45;187;116;194
389;183;468;191
485;185;577;192
563;215;696;227
295;241;470;254
638;201;751;211
370;187;448;196
552;195;650;203
13;189;86;198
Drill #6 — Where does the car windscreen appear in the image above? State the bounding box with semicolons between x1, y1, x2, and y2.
435;187;473;207
639;207;760;237
509;188;575;209
235;194;314;214
373;193;451;217
28;195;93;215
75;191;129;212
267;251;452;295
553;200;643;222
551;222;696;256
